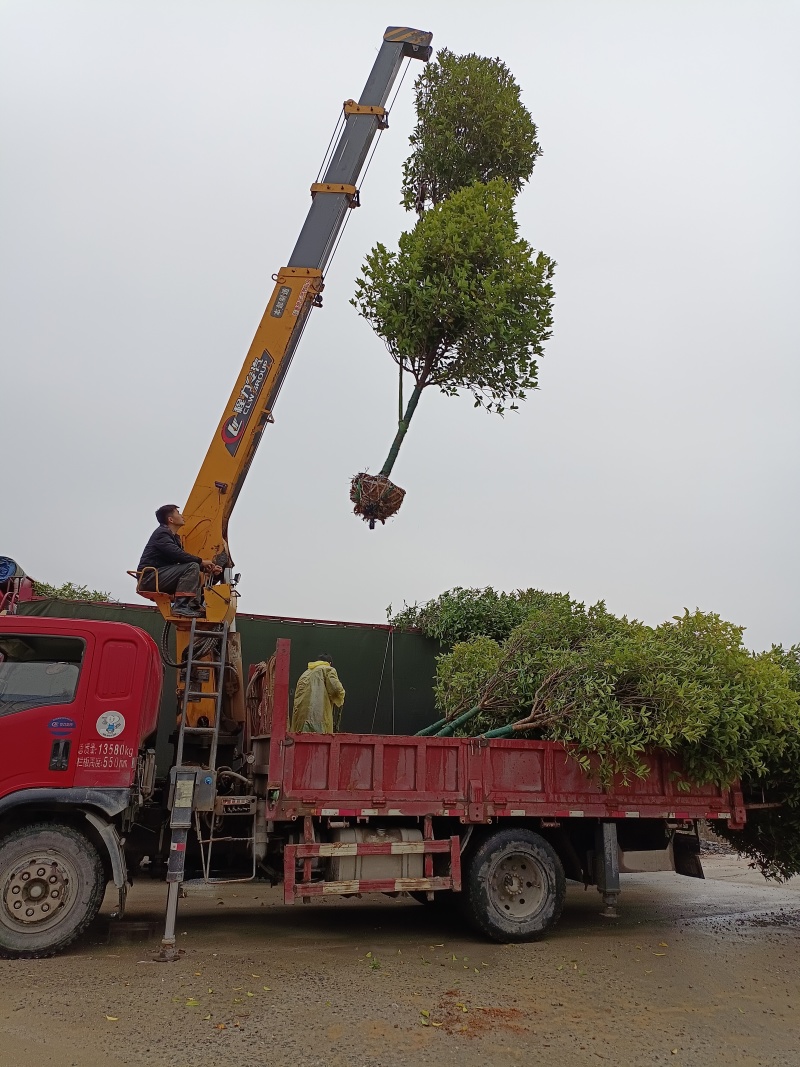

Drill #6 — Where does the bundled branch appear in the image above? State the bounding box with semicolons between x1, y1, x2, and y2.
405;586;800;879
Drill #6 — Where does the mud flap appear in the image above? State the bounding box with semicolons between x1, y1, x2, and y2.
673;831;705;879
83;810;128;918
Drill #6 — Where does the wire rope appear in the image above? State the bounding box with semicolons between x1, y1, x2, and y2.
370;629;392;732
316;110;346;183
325;58;412;274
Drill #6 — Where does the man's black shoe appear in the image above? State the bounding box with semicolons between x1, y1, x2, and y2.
171;600;204;618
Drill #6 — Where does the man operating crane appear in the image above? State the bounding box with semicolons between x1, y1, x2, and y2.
137;504;221;618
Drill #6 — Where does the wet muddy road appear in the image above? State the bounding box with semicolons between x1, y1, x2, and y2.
1;855;798;1067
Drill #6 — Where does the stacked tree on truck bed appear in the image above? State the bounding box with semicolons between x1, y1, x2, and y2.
391;587;800;881
350;50;555;526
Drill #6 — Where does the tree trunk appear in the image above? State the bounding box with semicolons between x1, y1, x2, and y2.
380;380;425;478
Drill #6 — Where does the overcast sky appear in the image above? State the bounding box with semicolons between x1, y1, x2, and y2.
1;1;798;651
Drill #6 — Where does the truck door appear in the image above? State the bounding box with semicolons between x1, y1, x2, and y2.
0;631;90;797
73;633;144;790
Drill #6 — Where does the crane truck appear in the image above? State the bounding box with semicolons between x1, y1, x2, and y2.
0;26;747;960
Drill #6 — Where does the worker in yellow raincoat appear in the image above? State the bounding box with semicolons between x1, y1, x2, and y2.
291;654;346;733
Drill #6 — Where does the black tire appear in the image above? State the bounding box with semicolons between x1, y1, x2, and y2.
462;828;566;942
0;823;105;959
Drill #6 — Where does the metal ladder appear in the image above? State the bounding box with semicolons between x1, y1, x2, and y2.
174;617;229;773
158;618;256;960
182;618;258;884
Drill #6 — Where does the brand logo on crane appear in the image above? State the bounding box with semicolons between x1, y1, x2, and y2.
221;351;274;456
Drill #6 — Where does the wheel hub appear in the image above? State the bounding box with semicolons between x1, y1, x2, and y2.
489;852;545;918
502;872;524;895
3;857;68;926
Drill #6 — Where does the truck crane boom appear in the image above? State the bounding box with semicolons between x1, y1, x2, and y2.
174;27;432;626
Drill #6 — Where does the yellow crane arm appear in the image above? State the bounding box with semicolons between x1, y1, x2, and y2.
175;27;432;625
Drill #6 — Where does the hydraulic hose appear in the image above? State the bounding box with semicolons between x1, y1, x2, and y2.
160;621;182;668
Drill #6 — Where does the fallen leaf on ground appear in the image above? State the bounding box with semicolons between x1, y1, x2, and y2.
105;1016;118;1022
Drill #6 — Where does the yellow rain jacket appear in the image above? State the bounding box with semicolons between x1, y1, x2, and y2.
291;661;345;734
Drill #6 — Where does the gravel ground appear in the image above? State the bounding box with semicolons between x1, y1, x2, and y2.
1;855;799;1067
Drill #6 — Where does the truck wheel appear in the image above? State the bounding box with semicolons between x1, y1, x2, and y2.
0;823;105;959
463;829;566;942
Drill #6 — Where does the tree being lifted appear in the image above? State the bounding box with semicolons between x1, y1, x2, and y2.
350;51;554;527
392;588;800;881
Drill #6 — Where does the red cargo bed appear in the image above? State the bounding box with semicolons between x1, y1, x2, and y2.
265;641;745;828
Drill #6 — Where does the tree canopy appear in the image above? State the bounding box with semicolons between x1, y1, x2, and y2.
401;49;542;214
32;580;115;603
350;48;553;526
352;179;554;417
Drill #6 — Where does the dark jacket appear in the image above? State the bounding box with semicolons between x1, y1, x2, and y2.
137;526;202;571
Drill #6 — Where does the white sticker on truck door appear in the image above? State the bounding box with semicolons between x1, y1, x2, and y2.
96;711;126;738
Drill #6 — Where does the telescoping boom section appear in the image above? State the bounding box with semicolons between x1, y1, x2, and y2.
176;27;432;621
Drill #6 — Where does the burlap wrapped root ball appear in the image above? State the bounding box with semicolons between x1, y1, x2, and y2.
350;473;406;527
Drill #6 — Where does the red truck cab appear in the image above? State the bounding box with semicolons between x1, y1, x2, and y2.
0;617;162;957
0;617;161;797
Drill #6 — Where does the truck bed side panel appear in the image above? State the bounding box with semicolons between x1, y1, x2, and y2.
268;732;742;823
